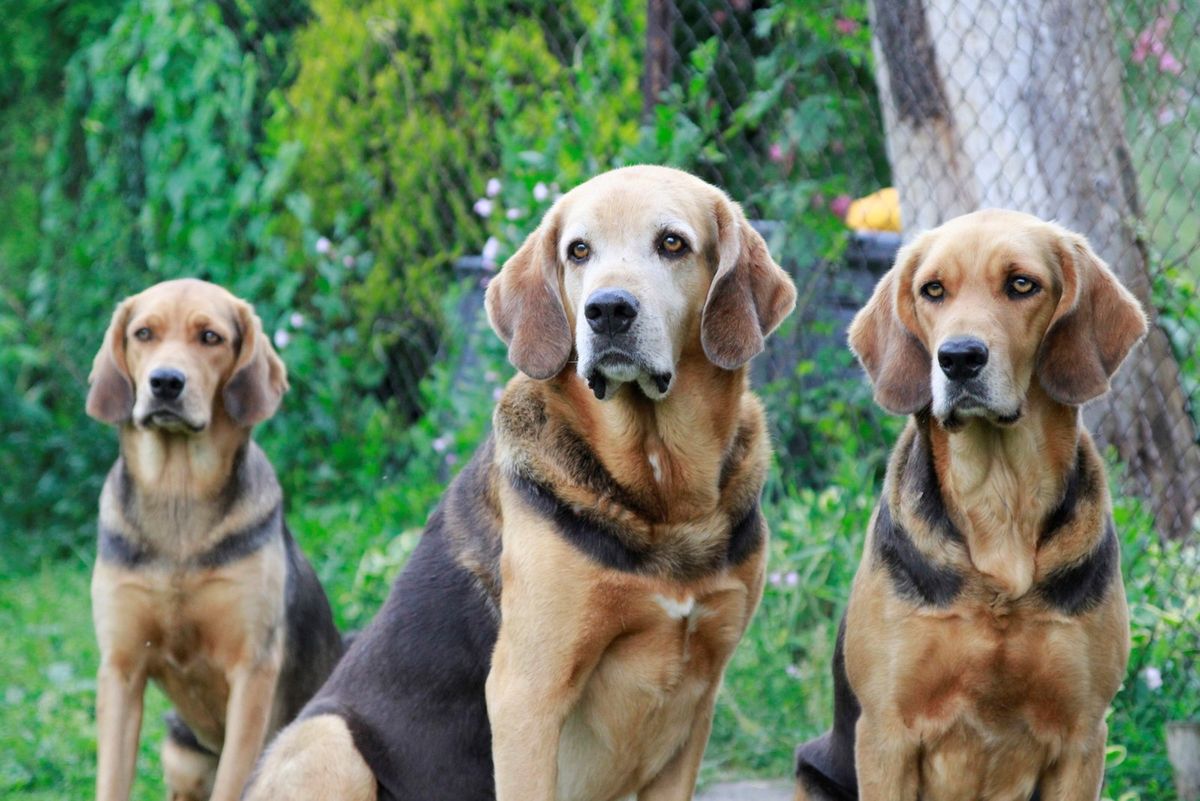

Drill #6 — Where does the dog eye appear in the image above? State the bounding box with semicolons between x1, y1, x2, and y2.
568;240;591;263
1007;276;1040;298
658;233;688;257
200;330;223;346
134;327;153;342
920;282;945;301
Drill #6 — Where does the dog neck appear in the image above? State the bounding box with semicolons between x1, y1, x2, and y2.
925;384;1080;598
114;416;255;540
555;356;757;523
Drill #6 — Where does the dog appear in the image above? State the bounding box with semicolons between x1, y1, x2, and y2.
793;210;1147;801
85;279;345;801
241;165;797;801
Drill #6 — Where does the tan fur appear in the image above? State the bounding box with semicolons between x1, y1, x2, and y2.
162;736;218;801
87;280;328;801
248;715;377;801
811;211;1145;801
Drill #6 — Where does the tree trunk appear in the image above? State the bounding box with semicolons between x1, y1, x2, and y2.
643;0;674;120
869;0;1199;538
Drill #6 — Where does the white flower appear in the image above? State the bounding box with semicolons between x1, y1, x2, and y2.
785;664;802;679
785;571;799;587
768;571;783;587
432;436;449;453
492;386;504;402
505;207;521;220
289;312;305;328
486;177;502;197
273;330;291;349
482;237;500;267
1142;666;1163;691
532;182;549;202
474;198;494;217
315;236;332;254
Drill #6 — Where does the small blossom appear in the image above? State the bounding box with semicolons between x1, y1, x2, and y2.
785;571;799;587
486;177;502;197
835;17;859;35
785;664;802;679
810;193;826;211
1142;666;1163;691
445;453;459;466
492;386;504;402
830;194;853;219
1157;104;1179;125
273;329;290;349
533;182;549;202
768;142;786;163
506;207;521;220
485;370;500;383
474;198;494;217
315;236;332;254
432;436;449;454
289;312;305;328
769;571;783;587
482;236;500;268
343;254;355;268
1159;51;1183;74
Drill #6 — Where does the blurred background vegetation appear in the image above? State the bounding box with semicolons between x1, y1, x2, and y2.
1;1;1197;798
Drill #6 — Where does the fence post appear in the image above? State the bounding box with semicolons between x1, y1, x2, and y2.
1168;722;1200;801
643;0;673;119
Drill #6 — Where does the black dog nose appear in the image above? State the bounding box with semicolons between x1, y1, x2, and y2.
585;288;639;336
937;337;989;381
149;368;186;401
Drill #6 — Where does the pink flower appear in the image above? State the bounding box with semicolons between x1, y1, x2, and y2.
1159;51;1183;74
315;236;331;254
810;193;826;211
492;386;504;402
769;571;783;587
785;571;799;587
343;255;355;268
473;198;494;217
835;17;859;35
830;194;853;219
486;177;502;197
432;436;450;453
1157;104;1179;125
446;453;459;467
768;142;786;163
273;330;290;349
289;312;305;328
533;182;549;202
505;207;521;220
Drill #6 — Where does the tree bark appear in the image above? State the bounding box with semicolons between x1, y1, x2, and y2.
869;0;1199;538
643;0;674;120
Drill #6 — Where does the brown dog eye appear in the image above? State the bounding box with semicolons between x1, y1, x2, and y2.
921;282;945;301
568;241;591;262
659;233;687;256
1007;276;1039;297
134;327;153;342
200;330;223;346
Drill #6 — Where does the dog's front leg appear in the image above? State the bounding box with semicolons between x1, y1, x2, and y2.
854;714;919;801
486;552;618;801
1037;723;1106;801
95;658;147;801
207;657;282;801
636;683;721;801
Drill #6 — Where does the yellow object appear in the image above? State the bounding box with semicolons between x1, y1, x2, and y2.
845;187;902;232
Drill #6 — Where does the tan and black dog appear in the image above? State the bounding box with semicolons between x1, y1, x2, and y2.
794;210;1147;801
242;165;796;801
86;279;344;801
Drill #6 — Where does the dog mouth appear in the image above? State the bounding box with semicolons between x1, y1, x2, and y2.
139;408;206;433
939;389;1022;430
584;351;673;401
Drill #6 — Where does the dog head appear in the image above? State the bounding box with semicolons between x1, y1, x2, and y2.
849;209;1147;425
86;279;288;432
485;166;795;400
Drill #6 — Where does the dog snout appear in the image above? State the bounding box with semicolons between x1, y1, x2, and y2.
585;288;639;336
937;337;989;381
149;367;187;401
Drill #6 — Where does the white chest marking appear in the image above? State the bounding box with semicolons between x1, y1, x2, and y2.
655;594;697;621
648;452;663;483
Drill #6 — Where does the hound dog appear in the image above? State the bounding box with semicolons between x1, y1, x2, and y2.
86;279;344;801
242;165;797;801
793;210;1147;801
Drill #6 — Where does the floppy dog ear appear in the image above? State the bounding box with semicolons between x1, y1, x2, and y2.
701;197;797;369
86;297;136;424
848;239;934;415
1037;230;1148;405
223;301;289;427
485;211;573;380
